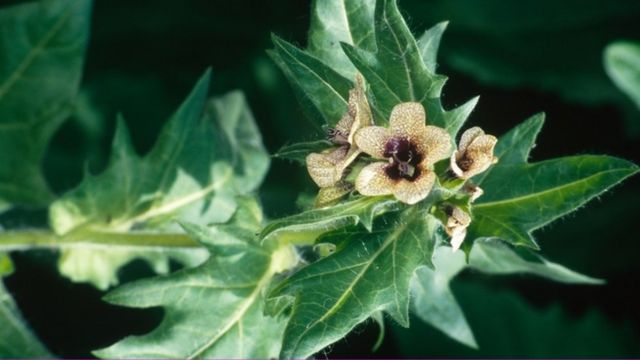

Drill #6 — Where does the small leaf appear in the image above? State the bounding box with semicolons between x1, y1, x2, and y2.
469;155;638;248
49;71;270;288
0;0;91;207
259;195;402;244
274;139;333;164
95;205;288;359
273;209;438;359
605;41;640;109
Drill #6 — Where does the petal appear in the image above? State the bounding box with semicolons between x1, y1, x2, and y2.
315;182;352;208
467;133;498;155
354;126;391;158
458;134;498;179
458;127;484;153
450;227;467;252
392;168;436;205
389;102;426;136
463;183;484;202
306;147;348;187
355;162;395;196
450;151;464;177
421;125;452;165
347;74;374;143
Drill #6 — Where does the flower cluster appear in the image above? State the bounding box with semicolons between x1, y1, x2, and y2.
305;78;498;250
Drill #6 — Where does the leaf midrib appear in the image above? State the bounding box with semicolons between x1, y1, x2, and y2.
475;167;634;210
289;215;411;356
276;39;348;108
0;3;74;102
381;3;415;100
187;261;273;359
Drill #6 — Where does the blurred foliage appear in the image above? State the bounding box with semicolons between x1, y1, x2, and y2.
402;0;640;136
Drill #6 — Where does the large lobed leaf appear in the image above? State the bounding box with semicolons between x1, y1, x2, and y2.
95;199;290;359
469;114;638;249
48;70;270;289
0;0;90;207
411;239;602;349
272;209;438;359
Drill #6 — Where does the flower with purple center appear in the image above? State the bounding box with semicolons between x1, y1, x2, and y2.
353;102;451;205
450;126;498;180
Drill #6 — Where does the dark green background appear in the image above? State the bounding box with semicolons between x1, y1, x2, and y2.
2;0;640;357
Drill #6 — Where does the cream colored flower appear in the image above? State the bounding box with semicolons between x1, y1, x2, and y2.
463;182;484;202
450;127;498;179
445;206;471;252
353;102;451;205
306;74;373;188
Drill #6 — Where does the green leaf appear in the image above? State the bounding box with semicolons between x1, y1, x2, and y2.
605;41;640;109
273;209;438;359
469;155;638;248
400;0;640;135
339;0;476;136
307;0;376;80
411;240;602;350
269;35;352;130
397;281;640;357
469;238;603;284
259;195;402;244
0;253;12;276
417;21;448;73
273;0;476;136
0;0;91;207
1;256;52;357
95;203;289;359
340;0;444;120
473;113;545;184
273;139;333;164
49;71;270;288
411;248;477;349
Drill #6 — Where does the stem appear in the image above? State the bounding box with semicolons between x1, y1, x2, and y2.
0;229;203;252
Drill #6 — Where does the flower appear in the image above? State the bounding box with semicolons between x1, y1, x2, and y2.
306;74;373;188
450;127;498;179
445;206;471;252
353;102;451;205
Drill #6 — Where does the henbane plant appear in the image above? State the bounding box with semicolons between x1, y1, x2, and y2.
0;0;637;358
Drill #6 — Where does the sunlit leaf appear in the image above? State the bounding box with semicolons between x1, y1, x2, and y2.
95;200;290;359
49;71;270;288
